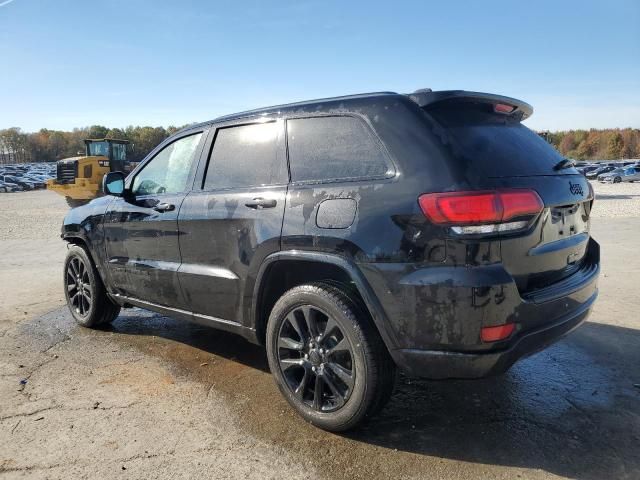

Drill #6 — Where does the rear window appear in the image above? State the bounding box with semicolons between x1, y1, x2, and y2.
287;116;391;182
427;103;576;177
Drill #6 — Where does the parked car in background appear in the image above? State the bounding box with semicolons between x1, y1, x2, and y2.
22;175;46;188
577;165;599;175
0;164;55;192
0;175;35;190
597;168;626;182
586;166;615;179
599;166;640;183
0;180;22;192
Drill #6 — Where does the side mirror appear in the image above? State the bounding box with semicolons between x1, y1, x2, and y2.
103;171;125;196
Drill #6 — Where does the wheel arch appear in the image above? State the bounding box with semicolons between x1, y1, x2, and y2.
250;251;399;353
63;234;95;260
63;235;110;290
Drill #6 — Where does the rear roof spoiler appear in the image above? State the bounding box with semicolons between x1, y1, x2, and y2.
408;89;533;120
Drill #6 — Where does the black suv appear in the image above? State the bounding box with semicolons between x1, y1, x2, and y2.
61;90;599;431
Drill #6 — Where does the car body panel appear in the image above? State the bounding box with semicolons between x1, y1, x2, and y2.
102;193;188;308
177;185;288;323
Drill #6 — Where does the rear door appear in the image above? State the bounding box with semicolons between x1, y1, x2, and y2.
177;119;288;322
425;101;594;294
103;130;206;308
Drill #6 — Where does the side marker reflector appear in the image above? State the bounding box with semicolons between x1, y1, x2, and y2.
481;323;515;342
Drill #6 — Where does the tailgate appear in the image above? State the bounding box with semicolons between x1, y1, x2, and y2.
498;175;593;294
421;93;594;294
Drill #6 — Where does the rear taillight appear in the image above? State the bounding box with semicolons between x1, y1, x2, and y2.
418;189;543;235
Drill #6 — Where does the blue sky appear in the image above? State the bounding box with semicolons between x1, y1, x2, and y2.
1;0;638;132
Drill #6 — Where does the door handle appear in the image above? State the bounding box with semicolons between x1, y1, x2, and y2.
153;202;175;212
245;197;277;209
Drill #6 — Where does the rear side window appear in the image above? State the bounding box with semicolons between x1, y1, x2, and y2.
427;103;576;177
204;122;286;190
287;116;390;182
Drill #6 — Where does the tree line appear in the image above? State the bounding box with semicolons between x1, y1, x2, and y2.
0;125;186;164
542;128;639;160
1;125;639;165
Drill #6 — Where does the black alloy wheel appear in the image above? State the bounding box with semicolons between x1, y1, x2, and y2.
266;283;396;431
276;304;355;412
63;244;120;327
66;256;92;317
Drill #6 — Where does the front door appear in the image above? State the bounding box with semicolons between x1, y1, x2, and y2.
104;130;206;308
178;120;288;322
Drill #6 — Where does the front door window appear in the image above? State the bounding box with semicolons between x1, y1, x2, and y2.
132;133;203;195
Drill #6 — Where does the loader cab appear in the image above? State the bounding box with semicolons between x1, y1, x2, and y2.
84;139;131;173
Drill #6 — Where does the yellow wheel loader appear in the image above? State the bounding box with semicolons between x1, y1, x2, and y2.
46;138;137;207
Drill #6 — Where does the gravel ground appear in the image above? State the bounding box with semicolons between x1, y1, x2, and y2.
590;180;640;217
0;190;68;241
0;191;67;328
0;187;639;480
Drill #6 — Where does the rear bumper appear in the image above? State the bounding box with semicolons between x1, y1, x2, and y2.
391;290;595;378
358;238;600;379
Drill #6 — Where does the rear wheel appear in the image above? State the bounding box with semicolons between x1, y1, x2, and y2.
63;245;120;327
266;282;396;431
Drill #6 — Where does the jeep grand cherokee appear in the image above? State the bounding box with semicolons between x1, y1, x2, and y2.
60;89;599;431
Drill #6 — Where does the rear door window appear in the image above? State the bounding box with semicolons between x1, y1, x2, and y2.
427;103;577;177
203;121;286;190
287;116;391;183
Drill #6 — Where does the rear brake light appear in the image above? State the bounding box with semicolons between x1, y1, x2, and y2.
418;189;543;235
481;323;515;342
494;103;515;114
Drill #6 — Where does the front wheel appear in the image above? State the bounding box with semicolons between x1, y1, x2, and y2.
63;244;120;327
266;282;396;431
614;176;622;183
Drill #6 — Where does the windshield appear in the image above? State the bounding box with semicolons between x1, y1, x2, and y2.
87;141;109;156
425;103;577;177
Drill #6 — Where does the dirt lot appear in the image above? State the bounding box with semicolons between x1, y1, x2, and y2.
1;186;639;479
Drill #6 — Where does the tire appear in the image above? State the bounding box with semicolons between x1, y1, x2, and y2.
614;176;621;183
266;282;396;431
63;244;120;328
65;197;90;208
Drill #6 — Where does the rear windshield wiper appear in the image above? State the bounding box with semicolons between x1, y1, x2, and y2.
553;158;576;171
